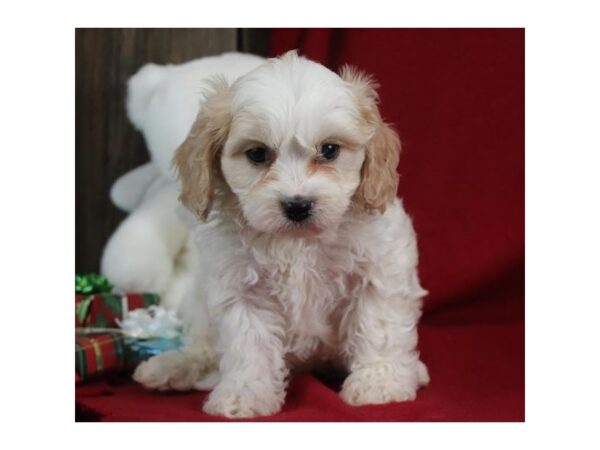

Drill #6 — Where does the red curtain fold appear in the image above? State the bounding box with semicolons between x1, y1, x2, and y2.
271;29;525;319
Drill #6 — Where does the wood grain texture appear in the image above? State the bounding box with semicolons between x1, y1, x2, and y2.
75;28;243;273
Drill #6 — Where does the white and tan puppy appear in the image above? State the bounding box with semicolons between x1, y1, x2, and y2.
134;51;429;418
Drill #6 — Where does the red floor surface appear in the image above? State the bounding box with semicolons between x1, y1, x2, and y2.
76;299;524;422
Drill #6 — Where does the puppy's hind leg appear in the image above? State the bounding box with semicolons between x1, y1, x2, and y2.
133;335;216;392
193;370;220;391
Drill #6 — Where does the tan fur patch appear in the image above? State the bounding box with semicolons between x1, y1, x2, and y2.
340;65;401;214
172;77;233;221
307;159;338;176
257;166;277;186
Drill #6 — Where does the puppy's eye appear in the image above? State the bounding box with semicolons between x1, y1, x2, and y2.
319;143;340;161
245;147;270;164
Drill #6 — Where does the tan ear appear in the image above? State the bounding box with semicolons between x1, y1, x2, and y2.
172;78;232;221
354;121;401;213
341;65;401;214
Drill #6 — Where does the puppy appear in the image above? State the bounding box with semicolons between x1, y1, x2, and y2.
133;51;429;418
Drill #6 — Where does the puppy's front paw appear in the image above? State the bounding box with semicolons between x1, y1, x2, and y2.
133;350;206;391
340;363;422;406
203;381;284;418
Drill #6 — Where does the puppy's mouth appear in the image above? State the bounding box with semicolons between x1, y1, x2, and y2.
278;219;323;237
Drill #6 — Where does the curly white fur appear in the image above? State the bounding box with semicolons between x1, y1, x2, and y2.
133;52;429;418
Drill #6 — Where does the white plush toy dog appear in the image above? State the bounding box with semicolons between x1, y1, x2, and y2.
101;53;266;310
132;51;429;418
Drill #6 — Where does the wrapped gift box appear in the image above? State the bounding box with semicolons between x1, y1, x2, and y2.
75;293;160;328
75;330;183;381
75;331;129;380
75;291;182;382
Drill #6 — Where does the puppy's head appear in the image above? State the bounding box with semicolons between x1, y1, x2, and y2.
174;51;400;235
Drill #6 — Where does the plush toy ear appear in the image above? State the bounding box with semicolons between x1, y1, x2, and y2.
110;162;159;212
172;78;232;221
340;66;401;214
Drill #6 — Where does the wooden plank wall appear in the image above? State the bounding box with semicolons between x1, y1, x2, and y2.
75;28;271;273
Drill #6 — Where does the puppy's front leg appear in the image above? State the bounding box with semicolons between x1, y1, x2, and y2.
203;300;288;418
340;292;429;406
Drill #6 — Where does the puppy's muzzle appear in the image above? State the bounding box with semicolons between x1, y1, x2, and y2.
281;196;314;223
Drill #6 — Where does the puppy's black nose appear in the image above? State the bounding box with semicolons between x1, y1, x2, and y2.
282;196;313;222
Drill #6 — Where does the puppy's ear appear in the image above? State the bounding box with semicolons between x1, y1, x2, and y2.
355;120;401;214
173;78;232;221
341;66;401;214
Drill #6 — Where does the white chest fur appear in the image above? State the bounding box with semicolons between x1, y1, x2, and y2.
191;199;422;365
257;236;357;361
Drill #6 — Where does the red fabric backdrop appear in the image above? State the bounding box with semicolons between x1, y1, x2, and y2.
272;28;524;319
76;29;524;421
